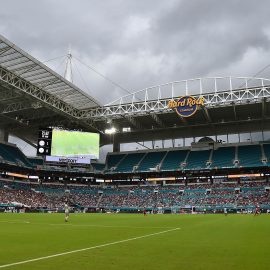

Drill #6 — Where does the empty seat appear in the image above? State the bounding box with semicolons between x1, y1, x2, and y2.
106;154;126;170
211;147;235;168
185;150;211;170
238;145;263;167
138;152;166;172
161;150;188;171
116;153;145;173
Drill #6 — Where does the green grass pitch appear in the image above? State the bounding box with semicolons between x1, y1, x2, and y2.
0;213;269;270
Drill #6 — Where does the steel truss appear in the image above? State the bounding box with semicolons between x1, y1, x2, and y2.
0;101;41;114
80;85;270;120
0;34;100;110
0;66;81;118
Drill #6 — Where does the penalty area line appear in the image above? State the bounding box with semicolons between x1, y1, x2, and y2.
0;227;180;269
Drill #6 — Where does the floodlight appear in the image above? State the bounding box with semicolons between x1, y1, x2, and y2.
105;127;116;134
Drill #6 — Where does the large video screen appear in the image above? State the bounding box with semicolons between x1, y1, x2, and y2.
50;129;100;159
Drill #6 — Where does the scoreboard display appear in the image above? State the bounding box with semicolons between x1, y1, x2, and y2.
37;128;52;155
37;128;100;160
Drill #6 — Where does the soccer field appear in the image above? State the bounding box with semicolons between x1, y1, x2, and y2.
0;213;269;270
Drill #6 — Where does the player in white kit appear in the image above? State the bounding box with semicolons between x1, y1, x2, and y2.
64;203;70;222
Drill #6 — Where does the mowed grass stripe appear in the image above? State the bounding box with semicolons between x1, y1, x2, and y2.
0;214;270;270
0;219;176;229
0;228;180;269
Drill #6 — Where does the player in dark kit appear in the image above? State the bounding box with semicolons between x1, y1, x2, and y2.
254;205;260;216
143;208;147;216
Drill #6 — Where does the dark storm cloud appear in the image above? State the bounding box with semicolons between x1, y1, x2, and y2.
1;0;270;104
155;1;270;75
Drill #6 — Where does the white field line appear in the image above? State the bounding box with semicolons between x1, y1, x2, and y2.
48;223;177;229
0;220;30;224
0;227;180;269
0;220;175;229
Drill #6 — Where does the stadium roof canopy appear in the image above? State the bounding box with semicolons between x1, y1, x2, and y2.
1;34;270;148
0;34;103;145
0;34;100;110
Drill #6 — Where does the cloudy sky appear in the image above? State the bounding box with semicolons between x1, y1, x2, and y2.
1;0;270;105
1;0;270;157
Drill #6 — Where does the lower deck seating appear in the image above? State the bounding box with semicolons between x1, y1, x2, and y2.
1;180;269;209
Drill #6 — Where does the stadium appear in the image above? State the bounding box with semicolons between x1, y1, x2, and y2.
1;13;270;270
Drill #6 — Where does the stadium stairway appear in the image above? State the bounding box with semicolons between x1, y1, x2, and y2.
263;144;270;165
96;193;103;207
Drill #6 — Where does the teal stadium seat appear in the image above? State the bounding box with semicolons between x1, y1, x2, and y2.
238;145;263;167
138;151;166;172
185;150;211;170
92;163;105;172
28;157;44;167
106;154;126;171
0;143;32;167
115;153;145;173
263;144;270;165
211;146;235;168
161;150;188;171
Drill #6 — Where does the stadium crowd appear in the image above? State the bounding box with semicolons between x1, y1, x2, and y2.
0;178;269;210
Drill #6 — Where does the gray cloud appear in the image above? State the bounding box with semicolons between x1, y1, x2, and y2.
2;0;270;104
2;0;270;158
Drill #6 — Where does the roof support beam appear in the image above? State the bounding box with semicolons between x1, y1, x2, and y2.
233;104;237;121
262;97;266;119
150;113;165;128
0;89;20;102
0;66;99;131
0;46;14;56
125;115;142;130
0;66;81;117
179;115;187;125
136;142;151;150
0;101;40;114
202;106;212;123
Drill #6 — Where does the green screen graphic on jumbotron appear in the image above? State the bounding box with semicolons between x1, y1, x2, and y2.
51;129;100;158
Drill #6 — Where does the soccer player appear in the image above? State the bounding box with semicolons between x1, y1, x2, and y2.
143;208;147;216
254;205;260;216
64;203;70;222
